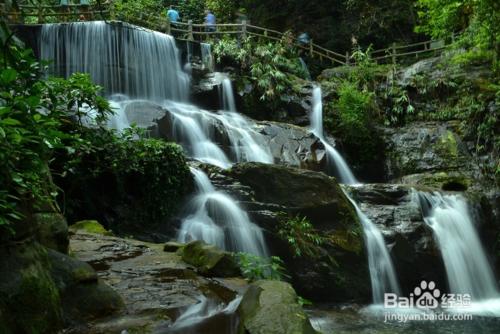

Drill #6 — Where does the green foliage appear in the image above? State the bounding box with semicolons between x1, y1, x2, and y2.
55;126;193;230
213;34;308;105
0;23;110;233
205;0;238;22
322;48;385;171
383;84;415;125
416;0;500;55
277;215;326;259
235;252;289;281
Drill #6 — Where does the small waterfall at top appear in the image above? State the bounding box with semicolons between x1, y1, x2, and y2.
310;87;400;304
178;168;268;257
40;21;190;101
201;43;215;72
413;190;500;314
299;57;312;81
219;76;237;112
310;86;358;185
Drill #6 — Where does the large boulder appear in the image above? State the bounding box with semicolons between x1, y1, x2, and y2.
228;162;357;227
203;162;370;302
0;241;63;334
237;280;318;334
48;249;124;323
181;240;241;277
382;121;479;181
34;212;69;254
257;121;327;169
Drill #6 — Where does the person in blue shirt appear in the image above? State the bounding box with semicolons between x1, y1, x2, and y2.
167;5;180;24
204;9;216;32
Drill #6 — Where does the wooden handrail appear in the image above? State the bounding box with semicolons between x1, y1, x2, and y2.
6;4;460;67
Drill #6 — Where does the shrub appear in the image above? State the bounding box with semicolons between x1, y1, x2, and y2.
213;35;308;105
235;252;288;281
277;215;326;259
55;127;193;232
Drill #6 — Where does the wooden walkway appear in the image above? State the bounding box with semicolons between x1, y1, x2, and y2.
2;3;456;67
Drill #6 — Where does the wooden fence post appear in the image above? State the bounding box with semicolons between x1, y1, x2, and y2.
309;39;314;57
165;17;171;35
37;3;43;23
188;20;194;40
109;3;115;20
241;20;247;39
391;42;397;65
345;51;350;65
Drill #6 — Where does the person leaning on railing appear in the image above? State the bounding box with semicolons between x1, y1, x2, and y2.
204;9;216;33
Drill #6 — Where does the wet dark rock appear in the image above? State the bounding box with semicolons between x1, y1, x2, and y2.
0;241;63;334
68;232;240;333
34;212;69;254
228;163;356;227
191;72;226;110
382;121;478;181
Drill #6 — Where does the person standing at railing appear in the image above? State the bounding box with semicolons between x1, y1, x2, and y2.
166;5;180;24
204;9;216;32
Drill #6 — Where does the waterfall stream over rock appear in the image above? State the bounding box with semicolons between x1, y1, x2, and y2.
414;190;500;315
41;21;190;101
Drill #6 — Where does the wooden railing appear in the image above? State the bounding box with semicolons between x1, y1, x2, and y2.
2;3;456;67
370;33;458;65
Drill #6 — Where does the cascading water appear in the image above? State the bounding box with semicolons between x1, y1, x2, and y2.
344;189;402;304
299;57;312;81
413;190;500;315
178;168;268;257
201;43;215;72
310;86;400;304
219;76;237;112
41;21;190;101
310;86;358;185
168;295;242;333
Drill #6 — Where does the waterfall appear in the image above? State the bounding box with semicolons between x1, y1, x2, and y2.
164;100;273;166
299;57;312;81
201;43;215;72
343;189;402;304
310;87;400;304
413;191;500;307
169;295;242;333
40;21;190;101
178;168;268;257
310;86;358;185
219;77;237;112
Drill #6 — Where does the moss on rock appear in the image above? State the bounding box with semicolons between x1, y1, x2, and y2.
0;242;63;334
238;280;318;334
69;220;113;236
181;241;241;277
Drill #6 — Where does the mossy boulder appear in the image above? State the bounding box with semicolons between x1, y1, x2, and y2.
180;241;241;277
237;280;318;334
228;162;358;228
47;249;124;322
382;122;475;180
212;163;368;302
34;212;69;254
69;220;113;236
0;242;63;334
